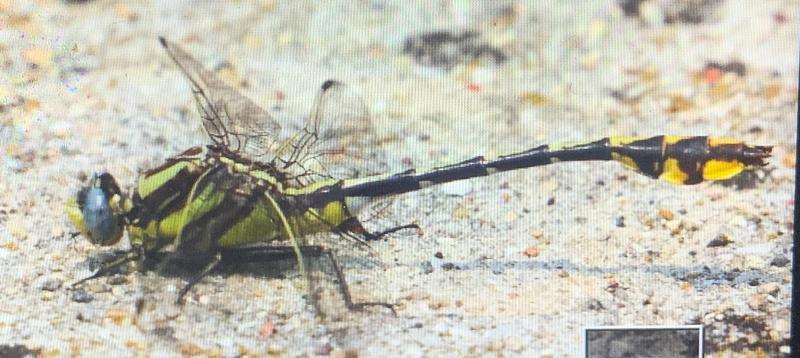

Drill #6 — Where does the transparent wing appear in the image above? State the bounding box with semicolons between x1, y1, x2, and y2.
159;37;281;161
275;80;388;186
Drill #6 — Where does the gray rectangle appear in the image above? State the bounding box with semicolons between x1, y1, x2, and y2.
584;325;703;358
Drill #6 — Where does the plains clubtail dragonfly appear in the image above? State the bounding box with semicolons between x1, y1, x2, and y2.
66;37;772;315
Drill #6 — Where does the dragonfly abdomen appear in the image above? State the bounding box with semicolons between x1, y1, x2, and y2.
341;136;771;198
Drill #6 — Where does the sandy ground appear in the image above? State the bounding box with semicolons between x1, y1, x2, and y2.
0;0;796;357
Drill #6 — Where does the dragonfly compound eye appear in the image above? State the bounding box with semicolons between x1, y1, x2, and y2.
68;173;125;246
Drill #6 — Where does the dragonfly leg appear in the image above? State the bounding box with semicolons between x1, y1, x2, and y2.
72;248;142;287
175;252;222;304
364;223;420;241
318;246;397;315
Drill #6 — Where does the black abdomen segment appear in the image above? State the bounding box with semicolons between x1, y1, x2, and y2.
341;136;771;198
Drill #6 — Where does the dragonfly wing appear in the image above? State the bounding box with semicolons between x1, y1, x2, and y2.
159;37;281;161
276;80;388;185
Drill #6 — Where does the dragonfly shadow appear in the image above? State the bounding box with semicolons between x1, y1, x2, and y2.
80;248;303;282
436;258;784;289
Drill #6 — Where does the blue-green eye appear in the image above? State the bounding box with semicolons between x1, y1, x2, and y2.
77;173;124;246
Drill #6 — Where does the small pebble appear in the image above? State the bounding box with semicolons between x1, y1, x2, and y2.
86;282;110;294
331;349;359;358
260;320;275;339
266;345;285;354
707;234;732;247
179;343;204;356
658;208;674;220
105;308;128;325
428;298;449;309
40;278;63;291
420;261;434;274
486;339;504;352
451;206;468;219
615;216;625;227
22;46;54;68
748;294;769;311
107;275;128;285
757;282;780;296
522;247;539;258
664;219;682;234
587;299;604;310
72;289;94;303
7;221;27;240
770;255;790;267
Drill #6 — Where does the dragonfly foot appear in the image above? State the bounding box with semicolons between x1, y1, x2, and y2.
364;223;420;241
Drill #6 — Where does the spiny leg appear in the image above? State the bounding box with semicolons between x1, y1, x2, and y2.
336;216;420;243
363;223;420;241
72;248;143;287
175;252;222;304
315;246;396;314
220;245;396;314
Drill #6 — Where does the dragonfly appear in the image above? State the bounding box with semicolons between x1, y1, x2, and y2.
66;37;772;317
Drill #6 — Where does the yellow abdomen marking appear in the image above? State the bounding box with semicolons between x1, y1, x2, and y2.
661;158;690;184
611;152;641;171
702;159;745;181
708;137;743;146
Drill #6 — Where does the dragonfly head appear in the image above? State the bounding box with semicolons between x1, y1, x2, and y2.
66;172;126;246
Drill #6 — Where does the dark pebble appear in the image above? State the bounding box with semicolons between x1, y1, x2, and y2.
770;255;790;267
615;216;625;228
707;235;732;247
72;288;94;303
588;299;604;310
420;261;434;274
748;278;760;286
40;279;63;291
434;252;444;259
